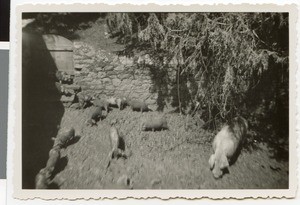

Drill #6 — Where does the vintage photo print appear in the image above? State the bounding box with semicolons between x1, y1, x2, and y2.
12;3;297;199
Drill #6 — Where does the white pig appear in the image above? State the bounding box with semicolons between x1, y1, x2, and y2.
209;116;248;178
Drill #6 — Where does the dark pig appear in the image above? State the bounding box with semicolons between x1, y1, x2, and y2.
86;107;103;126
77;92;94;108
141;116;168;131
128;99;149;112
116;97;127;110
92;98;109;112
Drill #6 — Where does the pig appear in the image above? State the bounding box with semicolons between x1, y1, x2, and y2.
86;107;103;126
52;127;75;148
209;116;248;179
141;116;168;131
109;120;121;159
107;97;127;110
116;97;128;110
35;168;51;189
128;99;149;112
77;92;94;108
92;98;109;112
45;147;61;173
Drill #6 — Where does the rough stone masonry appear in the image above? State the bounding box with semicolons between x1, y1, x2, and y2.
72;41;159;107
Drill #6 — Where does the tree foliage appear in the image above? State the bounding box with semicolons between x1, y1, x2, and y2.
106;12;289;147
22;13;102;39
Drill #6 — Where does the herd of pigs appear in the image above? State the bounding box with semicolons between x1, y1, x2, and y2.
35;92;248;189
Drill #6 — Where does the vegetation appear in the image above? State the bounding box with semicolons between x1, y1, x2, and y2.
106;13;289;147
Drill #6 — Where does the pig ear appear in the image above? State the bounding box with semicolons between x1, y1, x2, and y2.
220;154;229;170
208;154;215;169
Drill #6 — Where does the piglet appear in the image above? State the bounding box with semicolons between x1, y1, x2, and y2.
141;116;168;131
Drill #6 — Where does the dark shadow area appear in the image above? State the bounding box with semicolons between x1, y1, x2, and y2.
65;135;81;147
108;104;119;109
131;107;152;112
51;156;68;179
244;57;289;162
169;71;194;114
118;137;125;151
22;26;65;188
142;127;168;132
106;107;113;113
48;181;60;189
228;145;243;166
148;64;169;112
268;145;289;162
221;168;230;177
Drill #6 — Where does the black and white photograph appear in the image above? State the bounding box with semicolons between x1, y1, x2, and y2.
15;4;297;199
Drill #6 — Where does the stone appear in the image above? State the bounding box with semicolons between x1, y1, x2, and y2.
102;78;111;84
104;65;114;71
74;64;87;70
95;85;104;90
114;65;125;71
91;79;102;85
79;58;94;64
119;74;132;80
73;55;86;60
133;81;142;86
112;78;121;86
105;84;116;90
95;67;105;72
97;72;106;78
106;71;116;76
141;84;150;90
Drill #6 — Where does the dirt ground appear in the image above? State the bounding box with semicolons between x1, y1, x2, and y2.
50;106;288;189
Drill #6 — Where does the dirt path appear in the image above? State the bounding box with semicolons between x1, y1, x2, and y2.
52;107;288;189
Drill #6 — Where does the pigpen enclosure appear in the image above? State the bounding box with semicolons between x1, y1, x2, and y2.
21;12;289;189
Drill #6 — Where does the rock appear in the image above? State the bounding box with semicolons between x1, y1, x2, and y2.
114;65;125;71
95;67;103;72
112;78;121;86
97;71;106;78
102;78;111;84
104;65;114;71
105;84;115;91
106;71;116;76
119;74;132;80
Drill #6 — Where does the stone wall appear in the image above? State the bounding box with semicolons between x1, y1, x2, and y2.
72;41;159;106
